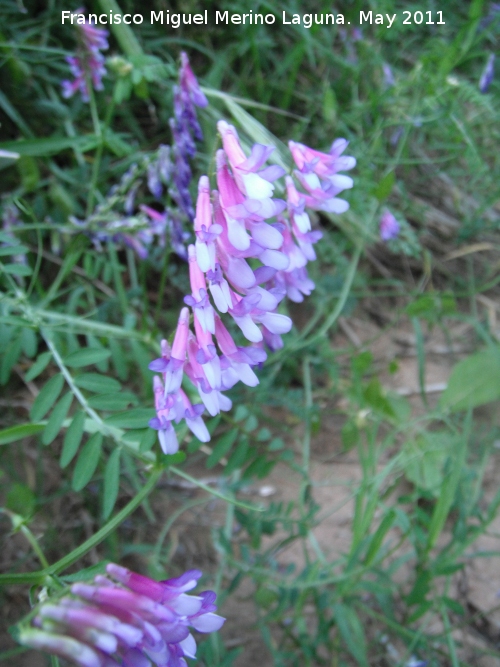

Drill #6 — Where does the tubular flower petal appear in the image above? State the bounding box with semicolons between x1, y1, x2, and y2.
289;138;355;213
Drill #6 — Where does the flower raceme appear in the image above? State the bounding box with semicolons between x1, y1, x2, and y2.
73;52;206;261
61;8;109;102
19;564;224;667
149;123;356;453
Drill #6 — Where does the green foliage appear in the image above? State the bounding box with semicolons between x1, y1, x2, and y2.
0;423;45;445
60;411;86;468
441;345;500;411
29;374;64;421
64;348;112;368
42;392;73;445
6;483;36;518
102;447;121;519
72;432;103;492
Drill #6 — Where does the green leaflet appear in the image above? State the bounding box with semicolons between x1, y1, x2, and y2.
30;374;64;422
0;134;100;157
74;373;121;393
332;603;368;667
206;428;239;468
64;348;112;368
104;409;155;429
42;392;73;445
60;411;86;468
2;263;32;276
25;351;52;382
440;345;500;411
72;432;103;491
102;448;121;519
0;423;45;445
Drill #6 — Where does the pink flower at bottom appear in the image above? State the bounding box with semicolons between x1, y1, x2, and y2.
19;563;224;667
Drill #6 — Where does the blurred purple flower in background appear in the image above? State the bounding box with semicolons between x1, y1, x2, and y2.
168;52;209;222
61;8;109;102
479;53;495;93
382;62;395;88
19;563;224;667
67;53;206;261
2;203;26;265
379;210;400;241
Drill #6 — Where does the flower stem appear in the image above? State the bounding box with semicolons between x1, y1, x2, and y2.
20;525;50;570
1;510;50;570
169;466;264;512
0;469;162;586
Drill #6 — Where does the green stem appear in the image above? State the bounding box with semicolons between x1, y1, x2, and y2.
304;244;363;345
299;354;312;510
153;497;208;567
20;525;50;569
441;598;460;667
86;142;104;217
126;248;138;291
26;224;43;300
1;510;50;570
169;466;263;512
87;84;102;141
215;471;239;594
0;469;162;586
271;244;362;363
50;468;161;575
301;355;312;477
85;81;103;217
300;356;325;563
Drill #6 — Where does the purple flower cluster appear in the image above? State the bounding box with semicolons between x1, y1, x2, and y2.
61;8;109;102
170;53;208;220
20;564;224;667
149;123;355;453
146;53;208;222
140;205;190;261
379;210;400;241
109;53;206;261
70;53;206;262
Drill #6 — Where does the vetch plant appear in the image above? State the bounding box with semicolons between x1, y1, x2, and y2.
0;38;358;666
5;2;498;665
